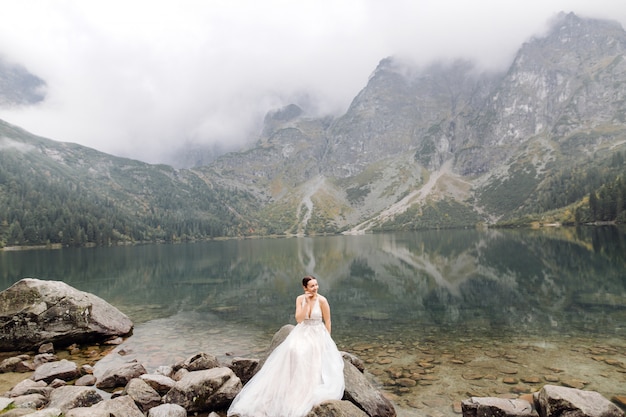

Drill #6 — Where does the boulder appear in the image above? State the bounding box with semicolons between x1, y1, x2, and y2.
47;385;103;412
96;360;147;389
15;408;63;417
0;408;34;417
123;377;162;412
228;357;259;384
0;355;31;372
32;359;79;383
0;397;14;411
7;379;50;398
65;407;110;417
462;396;537;417
140;373;177;395
90;395;144;417
12;393;47;409
0;278;133;351
255;324;294;372
536;385;625;417
342;358;396;417
174;352;220;372
148;403;188;417
163;367;242;412
306;399;370;417
74;374;97;386
341;352;365;373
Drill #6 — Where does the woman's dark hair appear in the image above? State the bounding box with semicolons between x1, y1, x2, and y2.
302;275;316;287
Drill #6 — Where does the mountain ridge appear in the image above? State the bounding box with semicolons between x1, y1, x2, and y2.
1;12;625;247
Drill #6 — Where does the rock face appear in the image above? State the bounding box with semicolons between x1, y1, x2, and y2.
162;367;242;412
536;385;625;417
0;278;133;351
462;385;625;417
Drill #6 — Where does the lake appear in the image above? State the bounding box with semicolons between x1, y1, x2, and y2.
1;227;625;416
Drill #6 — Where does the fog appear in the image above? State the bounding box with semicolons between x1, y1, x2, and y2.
0;0;625;164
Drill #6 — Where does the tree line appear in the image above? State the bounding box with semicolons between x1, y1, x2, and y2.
534;151;626;224
0;151;261;248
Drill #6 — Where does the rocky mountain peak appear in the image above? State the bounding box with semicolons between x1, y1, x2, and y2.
0;57;46;107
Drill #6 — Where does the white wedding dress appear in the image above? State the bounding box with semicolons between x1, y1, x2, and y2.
227;297;345;417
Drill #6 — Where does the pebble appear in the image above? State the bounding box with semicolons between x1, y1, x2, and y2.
395;378;417;387
462;373;483;380
604;359;624;367
561;379;588;389
612;395;626;409
510;384;532;394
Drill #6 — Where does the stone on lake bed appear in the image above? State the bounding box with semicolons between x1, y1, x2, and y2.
461;372;483;380
395;378;417;387
520;376;541;384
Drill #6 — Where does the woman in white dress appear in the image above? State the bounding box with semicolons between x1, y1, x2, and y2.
227;276;345;417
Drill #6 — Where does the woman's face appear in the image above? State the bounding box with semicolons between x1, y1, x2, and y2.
305;279;319;294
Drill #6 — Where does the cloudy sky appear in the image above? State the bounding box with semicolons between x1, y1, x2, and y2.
1;0;625;164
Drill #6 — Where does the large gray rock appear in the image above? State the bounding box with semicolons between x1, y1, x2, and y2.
6;379;50;398
342;359;396;417
163;367;241;412
123;377;162;412
16;408;63;417
227;357;259;385
173;352;220;372
536;385;625;417
96;361;147;389
12;393;47;409
32;359;80;383
91;395;144;417
255;324;294;372
462;397;537;417
47;385;103;412
306;399;369;417
148;403;187;417
0;278;133;351
65;407;110;417
139;373;176;395
0;397;14;411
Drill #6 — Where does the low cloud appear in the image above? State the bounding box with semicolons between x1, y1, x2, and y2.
0;0;624;164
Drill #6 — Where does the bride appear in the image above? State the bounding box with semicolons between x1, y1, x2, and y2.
227;276;345;417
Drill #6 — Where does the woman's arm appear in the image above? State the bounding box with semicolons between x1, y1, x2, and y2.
319;295;332;334
295;294;307;323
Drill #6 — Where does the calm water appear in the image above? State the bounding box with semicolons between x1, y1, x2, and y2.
1;227;625;415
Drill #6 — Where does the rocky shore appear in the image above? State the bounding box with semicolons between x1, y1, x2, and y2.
0;331;398;417
0;335;625;417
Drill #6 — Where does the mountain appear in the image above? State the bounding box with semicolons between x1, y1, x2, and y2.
0;56;46;107
0;120;263;247
1;12;625;247
201;12;626;233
